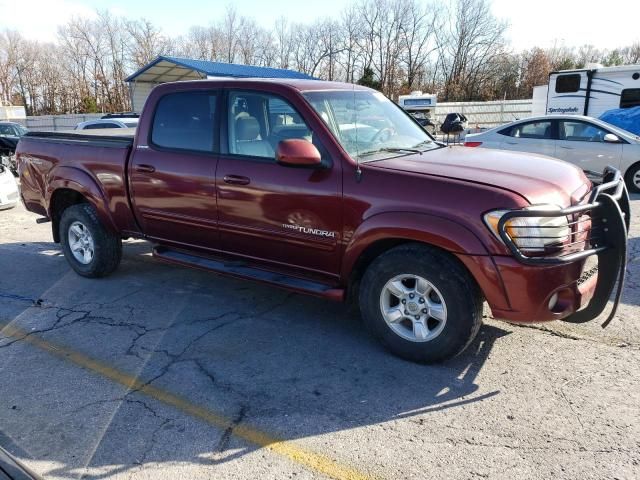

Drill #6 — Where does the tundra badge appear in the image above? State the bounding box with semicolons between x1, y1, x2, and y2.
282;223;336;238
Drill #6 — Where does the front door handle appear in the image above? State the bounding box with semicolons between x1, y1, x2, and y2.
223;175;250;185
135;164;156;173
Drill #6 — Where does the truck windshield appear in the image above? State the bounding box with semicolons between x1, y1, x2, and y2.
303;90;437;161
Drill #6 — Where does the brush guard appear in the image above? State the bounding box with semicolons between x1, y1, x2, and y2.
497;166;630;327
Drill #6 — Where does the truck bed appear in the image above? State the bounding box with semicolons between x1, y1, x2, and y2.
23;129;135;147
17;130;140;234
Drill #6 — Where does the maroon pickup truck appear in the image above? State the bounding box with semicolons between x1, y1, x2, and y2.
16;79;630;363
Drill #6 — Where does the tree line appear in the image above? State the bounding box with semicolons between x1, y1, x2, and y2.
1;0;639;115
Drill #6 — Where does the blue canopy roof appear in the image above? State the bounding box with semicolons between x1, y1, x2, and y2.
126;56;315;82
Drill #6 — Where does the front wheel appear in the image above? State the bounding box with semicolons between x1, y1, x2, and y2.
59;203;122;278
359;244;483;363
625;163;640;194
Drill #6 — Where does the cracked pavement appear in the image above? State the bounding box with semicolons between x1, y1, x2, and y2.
0;196;639;480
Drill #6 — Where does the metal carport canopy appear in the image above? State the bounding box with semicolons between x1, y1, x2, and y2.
125;56;316;83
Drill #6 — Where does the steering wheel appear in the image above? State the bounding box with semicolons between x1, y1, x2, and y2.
371;127;394;144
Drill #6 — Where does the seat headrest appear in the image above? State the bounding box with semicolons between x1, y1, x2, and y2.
236;116;260;141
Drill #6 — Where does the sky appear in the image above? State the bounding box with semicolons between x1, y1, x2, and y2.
1;0;638;52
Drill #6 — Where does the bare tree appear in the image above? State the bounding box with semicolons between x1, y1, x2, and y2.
2;0;639;115
437;0;508;101
126;18;173;68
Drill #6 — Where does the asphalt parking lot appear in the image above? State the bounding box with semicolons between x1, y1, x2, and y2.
1;197;639;480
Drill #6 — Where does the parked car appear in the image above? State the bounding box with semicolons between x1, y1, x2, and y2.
75;118;139;130
16;79;629;363
101;112;139;120
464;115;640;192
0;163;19;209
0;122;28;140
0;122;28;175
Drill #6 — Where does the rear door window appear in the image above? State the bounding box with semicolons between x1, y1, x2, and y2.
555;74;581;93
151;91;217;152
509;121;553;139
620;88;640;109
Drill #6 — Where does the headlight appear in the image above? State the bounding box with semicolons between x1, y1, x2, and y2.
484;205;571;252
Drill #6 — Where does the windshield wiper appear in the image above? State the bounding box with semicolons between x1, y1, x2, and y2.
411;140;434;149
358;147;422;158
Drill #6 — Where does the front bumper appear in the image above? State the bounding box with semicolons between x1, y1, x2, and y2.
493;166;630;326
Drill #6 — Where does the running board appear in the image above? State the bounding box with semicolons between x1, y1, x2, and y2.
152;247;344;301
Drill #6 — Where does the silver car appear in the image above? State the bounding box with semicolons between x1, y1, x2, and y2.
75;118;139;130
464;115;640;192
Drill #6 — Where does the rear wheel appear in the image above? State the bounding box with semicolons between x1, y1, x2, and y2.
359;243;483;363
625;163;640;194
59;203;122;278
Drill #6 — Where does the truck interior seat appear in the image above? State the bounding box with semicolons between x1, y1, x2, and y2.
235;116;274;158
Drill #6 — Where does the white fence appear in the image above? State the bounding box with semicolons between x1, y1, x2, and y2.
434;99;533;130
18;99;534;133
21;114;103;131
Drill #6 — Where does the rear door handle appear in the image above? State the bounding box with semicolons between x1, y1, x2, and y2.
134;164;156;173
223;175;250;185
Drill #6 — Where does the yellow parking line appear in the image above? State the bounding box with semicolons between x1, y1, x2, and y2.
0;323;375;480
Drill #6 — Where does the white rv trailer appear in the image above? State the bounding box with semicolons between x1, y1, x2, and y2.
398;91;437;114
545;64;640;118
397;91;437;133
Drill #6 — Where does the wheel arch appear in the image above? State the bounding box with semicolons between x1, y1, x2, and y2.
47;167;116;243
343;211;491;303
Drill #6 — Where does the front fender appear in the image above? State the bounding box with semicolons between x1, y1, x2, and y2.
341;211;490;279
46;166;117;233
341;211;512;310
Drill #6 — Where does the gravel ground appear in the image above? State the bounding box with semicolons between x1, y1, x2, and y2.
0;195;638;480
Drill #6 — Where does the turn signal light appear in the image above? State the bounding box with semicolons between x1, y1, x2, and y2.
463;141;483;147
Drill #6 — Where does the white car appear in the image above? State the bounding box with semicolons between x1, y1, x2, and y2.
464;115;640;192
0;163;19;209
75;118;139;130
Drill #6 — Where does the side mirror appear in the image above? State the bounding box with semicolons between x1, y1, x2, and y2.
276;139;322;167
603;133;620;143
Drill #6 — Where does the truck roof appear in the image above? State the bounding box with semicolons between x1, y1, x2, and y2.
153;78;373;93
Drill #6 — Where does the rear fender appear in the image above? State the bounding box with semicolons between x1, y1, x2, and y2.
47;166;117;233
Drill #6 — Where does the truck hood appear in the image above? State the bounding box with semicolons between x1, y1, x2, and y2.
370;146;590;206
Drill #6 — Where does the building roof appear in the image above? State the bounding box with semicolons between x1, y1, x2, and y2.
125;55;316;83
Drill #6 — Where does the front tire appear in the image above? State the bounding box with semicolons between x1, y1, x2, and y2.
59;203;122;278
625;163;640;194
359;244;483;363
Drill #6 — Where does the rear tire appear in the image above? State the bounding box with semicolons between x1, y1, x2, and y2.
59;203;122;278
359;243;483;363
625;163;640;194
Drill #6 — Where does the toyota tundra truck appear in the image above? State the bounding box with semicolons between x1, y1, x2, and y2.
16;79;631;363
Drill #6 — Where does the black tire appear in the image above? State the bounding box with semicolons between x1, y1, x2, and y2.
624;163;640;194
59;203;122;278
359;243;483;364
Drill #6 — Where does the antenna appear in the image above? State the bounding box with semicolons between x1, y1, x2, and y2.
353;82;362;182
